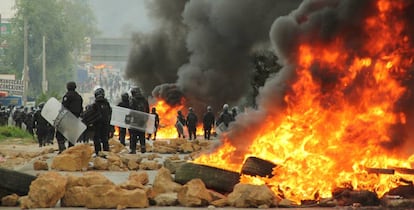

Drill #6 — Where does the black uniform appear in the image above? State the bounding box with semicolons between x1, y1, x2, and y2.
129;88;149;154
203;108;215;140
147;107;159;141
117;93;129;146
91;91;112;155
176;111;186;138
186;109;198;140
33;106;50;147
56;82;83;153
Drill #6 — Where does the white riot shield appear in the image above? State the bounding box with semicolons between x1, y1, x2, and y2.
215;122;228;135
41;97;87;145
110;106;155;134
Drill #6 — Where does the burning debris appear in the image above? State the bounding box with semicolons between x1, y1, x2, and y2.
191;0;414;205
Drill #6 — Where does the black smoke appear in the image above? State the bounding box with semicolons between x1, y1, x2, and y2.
126;0;302;116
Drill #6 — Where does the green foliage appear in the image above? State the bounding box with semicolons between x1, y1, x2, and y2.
0;126;34;142
35;91;61;105
3;0;98;97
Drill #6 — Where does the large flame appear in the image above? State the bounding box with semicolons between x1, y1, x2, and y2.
194;0;414;204
152;98;207;139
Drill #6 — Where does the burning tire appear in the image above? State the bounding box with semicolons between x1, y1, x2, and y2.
174;162;240;193
0;168;36;200
240;156;276;178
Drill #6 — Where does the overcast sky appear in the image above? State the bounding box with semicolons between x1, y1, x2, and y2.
0;0;154;37
89;0;155;37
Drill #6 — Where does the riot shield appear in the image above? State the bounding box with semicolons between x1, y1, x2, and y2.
41;97;87;145
110;105;155;134
215;122;228;135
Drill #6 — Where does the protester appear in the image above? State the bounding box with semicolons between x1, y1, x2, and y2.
203;106;215;140
176;110;186;139
186;107;198;140
117;92;129;146
91;87;112;155
56;81;83;153
147;107;159;141
129;87;149;154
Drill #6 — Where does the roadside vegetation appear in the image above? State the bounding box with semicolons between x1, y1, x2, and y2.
0;126;35;144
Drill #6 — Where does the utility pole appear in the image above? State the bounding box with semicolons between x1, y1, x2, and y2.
22;18;29;106
42;35;47;93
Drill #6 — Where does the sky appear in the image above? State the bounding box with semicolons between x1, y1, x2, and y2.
0;0;154;37
89;0;155;37
0;0;15;19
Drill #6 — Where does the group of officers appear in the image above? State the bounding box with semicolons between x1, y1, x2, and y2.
32;81;153;155
25;81;240;156
177;103;238;141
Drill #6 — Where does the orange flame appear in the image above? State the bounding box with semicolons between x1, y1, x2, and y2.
194;0;414;204
151;98;206;139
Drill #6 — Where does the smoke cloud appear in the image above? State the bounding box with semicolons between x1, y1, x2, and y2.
126;0;301;115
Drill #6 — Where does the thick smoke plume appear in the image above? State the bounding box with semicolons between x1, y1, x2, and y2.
125;0;189;96
220;0;414;154
126;0;301;115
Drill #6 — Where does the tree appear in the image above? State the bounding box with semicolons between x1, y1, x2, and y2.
2;0;98;98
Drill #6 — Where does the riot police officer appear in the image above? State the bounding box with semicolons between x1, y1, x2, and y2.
128;87;149;154
56;81;83;153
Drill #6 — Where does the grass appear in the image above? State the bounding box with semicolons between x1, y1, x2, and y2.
0;126;36;144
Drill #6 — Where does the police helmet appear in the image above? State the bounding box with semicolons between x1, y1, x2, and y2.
207;106;212;111
38;102;45;109
121;92;129;101
223;104;229;110
94;87;105;98
130;86;142;97
66;81;77;91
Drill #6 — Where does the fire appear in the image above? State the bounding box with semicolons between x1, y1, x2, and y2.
152;98;207;139
194;0;414;204
152;99;185;139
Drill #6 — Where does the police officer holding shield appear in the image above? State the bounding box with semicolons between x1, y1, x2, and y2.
56;81;83;153
128;87;149;154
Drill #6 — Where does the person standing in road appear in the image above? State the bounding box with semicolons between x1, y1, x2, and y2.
56;81;83;153
33;103;49;147
147;107;159;141
186;107;198;140
203;106;215;140
91;87;112;155
117;92;129;146
129;87;149;154
176;110;186;139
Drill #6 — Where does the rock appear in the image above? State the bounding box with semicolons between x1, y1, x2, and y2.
85;185;148;209
119;171;149;190
163;158;186;174
139;160;162;170
154;192;178;206
51;144;93;171
93;157;109;170
1;193;19;206
150;167;182;198
20;172;67;208
177;178;213;207
33;160;49;170
227;183;279;208
109;138;124;153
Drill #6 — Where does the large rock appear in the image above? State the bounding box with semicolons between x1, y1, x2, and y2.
227;183;280;208
85;185;148;209
20;172;67;208
51;144;93;171
150;167;182;199
177;178;212;207
33;160;48;170
62;172;115;207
